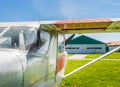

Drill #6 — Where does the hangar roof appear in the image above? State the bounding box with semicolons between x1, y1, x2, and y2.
107;41;120;46
68;35;106;44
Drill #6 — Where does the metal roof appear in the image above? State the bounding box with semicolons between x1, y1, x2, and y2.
68;35;106;44
107;41;120;46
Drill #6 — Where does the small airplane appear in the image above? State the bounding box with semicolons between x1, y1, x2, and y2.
0;18;120;87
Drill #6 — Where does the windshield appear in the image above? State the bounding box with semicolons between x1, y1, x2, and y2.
0;27;37;50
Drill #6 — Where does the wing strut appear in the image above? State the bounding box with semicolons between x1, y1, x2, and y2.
63;46;120;79
65;34;75;45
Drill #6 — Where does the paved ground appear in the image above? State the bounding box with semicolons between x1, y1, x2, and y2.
68;54;120;60
68;54;87;60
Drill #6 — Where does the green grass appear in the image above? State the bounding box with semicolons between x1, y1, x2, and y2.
85;52;120;59
59;60;120;87
85;54;102;59
68;54;74;57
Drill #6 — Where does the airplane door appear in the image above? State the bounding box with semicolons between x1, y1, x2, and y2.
24;30;51;87
45;34;57;86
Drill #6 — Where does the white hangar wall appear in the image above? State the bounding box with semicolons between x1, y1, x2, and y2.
66;44;106;54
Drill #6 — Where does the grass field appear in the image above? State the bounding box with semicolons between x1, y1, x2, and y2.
68;54;75;57
85;52;120;59
59;60;120;87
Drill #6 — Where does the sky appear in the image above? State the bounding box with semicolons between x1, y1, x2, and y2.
0;0;120;41
0;0;120;21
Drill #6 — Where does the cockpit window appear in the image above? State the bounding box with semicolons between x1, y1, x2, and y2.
36;30;50;54
0;27;5;33
0;27;51;55
0;27;50;54
0;27;37;50
26;30;51;59
58;34;65;57
0;37;12;48
28;30;50;54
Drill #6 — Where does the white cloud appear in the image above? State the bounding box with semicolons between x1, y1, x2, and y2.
59;0;120;19
59;0;97;19
60;2;78;19
60;0;82;19
32;0;90;19
31;0;49;17
31;0;61;18
31;0;120;20
99;0;120;6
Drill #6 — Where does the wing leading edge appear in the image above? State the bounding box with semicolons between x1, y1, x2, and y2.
0;18;120;34
54;18;120;33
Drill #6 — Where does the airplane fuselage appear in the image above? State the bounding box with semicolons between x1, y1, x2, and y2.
0;26;67;87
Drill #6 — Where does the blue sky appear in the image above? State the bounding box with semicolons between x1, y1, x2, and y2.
0;0;120;41
0;0;120;21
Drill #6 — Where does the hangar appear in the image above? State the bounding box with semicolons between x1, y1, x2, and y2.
107;41;120;52
65;35;107;54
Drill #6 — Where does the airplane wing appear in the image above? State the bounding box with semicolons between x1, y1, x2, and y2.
52;18;120;33
0;18;120;34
